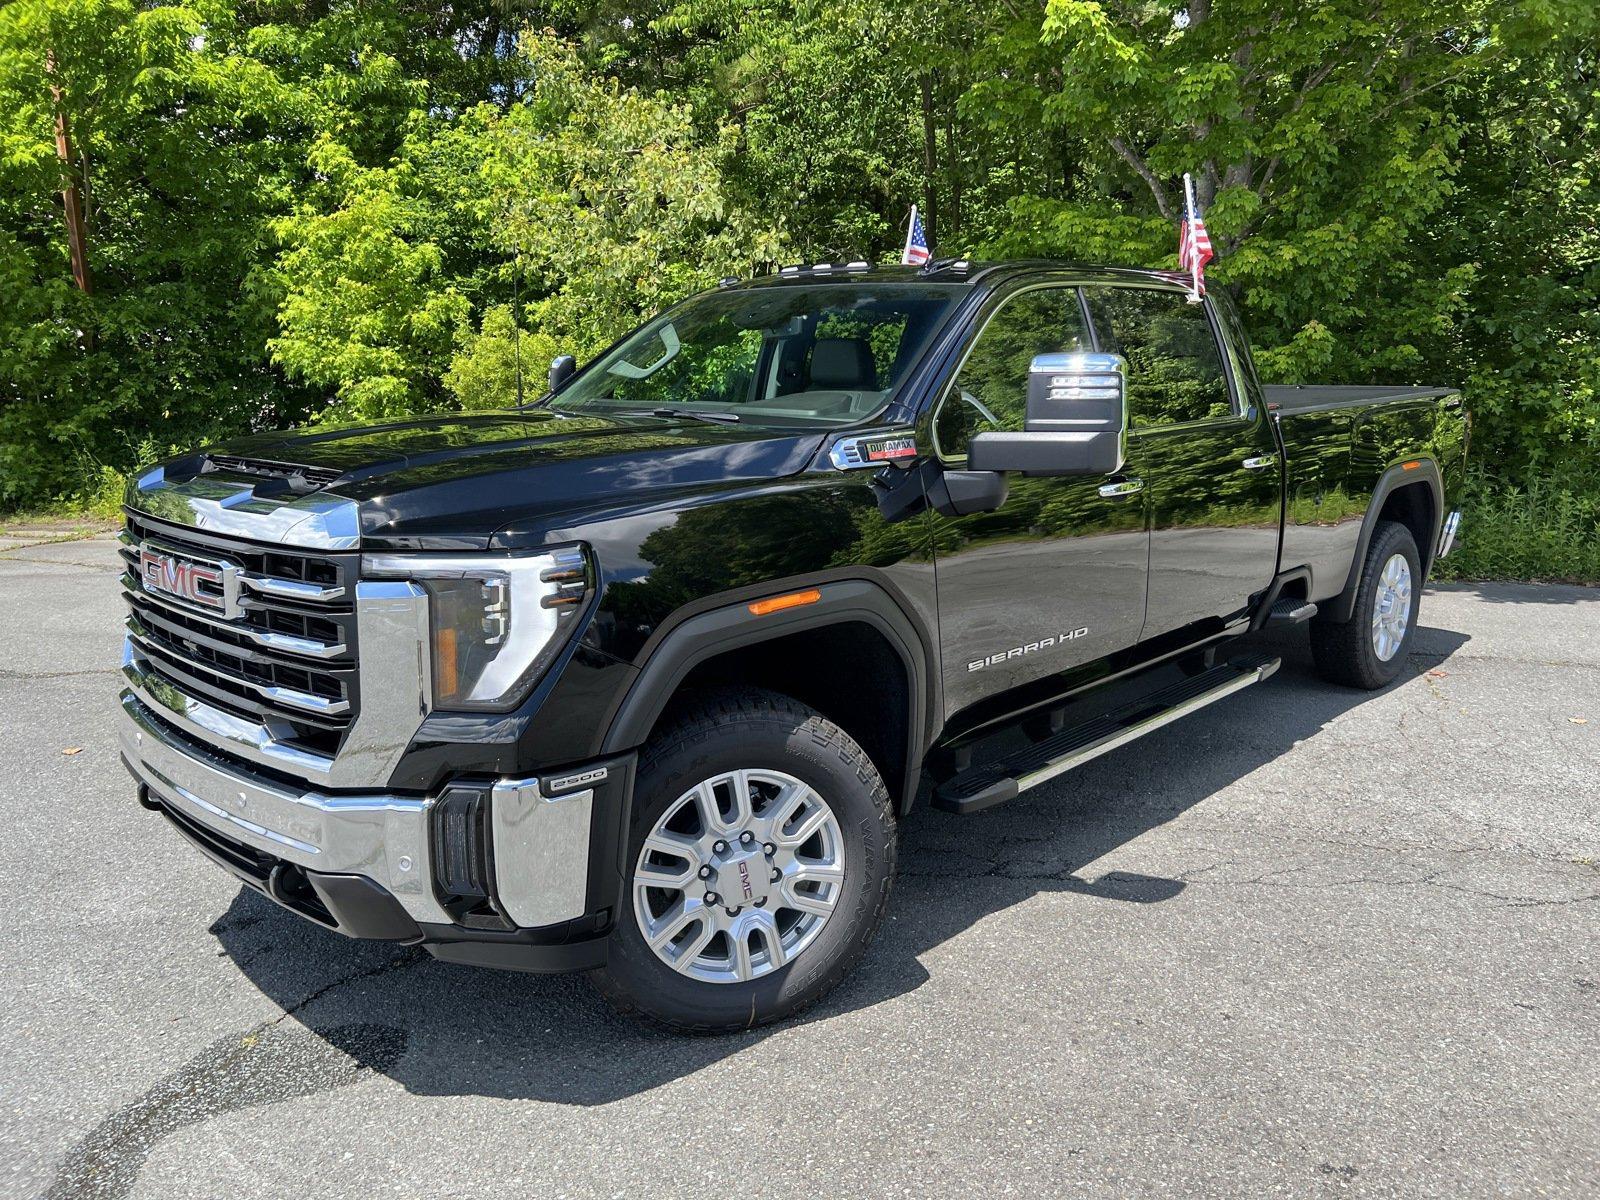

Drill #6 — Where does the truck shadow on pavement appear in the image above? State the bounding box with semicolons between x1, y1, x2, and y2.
206;624;1469;1107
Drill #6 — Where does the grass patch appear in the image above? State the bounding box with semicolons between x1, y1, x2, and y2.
0;466;124;541
1435;479;1600;585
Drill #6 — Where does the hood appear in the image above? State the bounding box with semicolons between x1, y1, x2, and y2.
130;409;828;550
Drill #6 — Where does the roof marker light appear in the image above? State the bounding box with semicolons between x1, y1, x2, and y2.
748;589;822;617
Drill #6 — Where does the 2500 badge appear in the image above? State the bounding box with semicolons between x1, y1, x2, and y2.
967;627;1089;673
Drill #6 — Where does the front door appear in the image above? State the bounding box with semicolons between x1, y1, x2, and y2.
1081;284;1280;639
926;283;1150;719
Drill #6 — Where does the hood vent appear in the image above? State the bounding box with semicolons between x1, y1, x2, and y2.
204;454;341;496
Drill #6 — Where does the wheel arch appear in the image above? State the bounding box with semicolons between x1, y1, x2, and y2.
1326;460;1442;624
600;578;938;816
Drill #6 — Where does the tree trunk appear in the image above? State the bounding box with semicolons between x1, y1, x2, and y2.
945;103;960;244
46;51;92;297
919;73;939;250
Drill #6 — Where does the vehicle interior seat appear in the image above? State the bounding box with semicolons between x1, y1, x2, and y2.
807;338;877;391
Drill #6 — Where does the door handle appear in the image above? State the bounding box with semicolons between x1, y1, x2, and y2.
1098;478;1144;499
1241;454;1278;471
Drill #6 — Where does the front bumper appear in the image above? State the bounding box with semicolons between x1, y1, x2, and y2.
119;690;623;970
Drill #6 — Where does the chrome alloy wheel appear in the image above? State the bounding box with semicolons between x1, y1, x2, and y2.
632;769;845;984
1371;552;1413;662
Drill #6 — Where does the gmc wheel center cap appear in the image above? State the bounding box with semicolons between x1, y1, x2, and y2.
711;849;771;909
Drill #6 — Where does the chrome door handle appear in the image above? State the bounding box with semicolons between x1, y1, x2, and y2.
1098;478;1144;498
1241;454;1278;471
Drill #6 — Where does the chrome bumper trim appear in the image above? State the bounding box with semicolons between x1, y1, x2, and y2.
122;641;337;782
490;778;594;928
120;690;451;925
1437;509;1462;559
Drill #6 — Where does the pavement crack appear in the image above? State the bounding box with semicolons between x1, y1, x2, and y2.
0;553;112;570
268;948;426;1026
1181;869;1600;910
44;951;421;1200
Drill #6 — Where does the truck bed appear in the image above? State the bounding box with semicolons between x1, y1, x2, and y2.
1264;384;1457;414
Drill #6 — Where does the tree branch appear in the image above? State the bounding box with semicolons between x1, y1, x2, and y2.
1108;136;1173;221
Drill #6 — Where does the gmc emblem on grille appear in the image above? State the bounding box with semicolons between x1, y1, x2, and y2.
140;547;242;618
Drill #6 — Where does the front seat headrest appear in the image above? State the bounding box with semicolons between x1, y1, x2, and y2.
808;338;876;390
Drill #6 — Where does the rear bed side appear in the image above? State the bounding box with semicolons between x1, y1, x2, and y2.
1269;386;1469;618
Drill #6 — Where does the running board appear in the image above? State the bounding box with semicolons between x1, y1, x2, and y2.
932;653;1281;815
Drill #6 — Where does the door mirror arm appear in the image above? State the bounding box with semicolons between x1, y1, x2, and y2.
927;467;1009;517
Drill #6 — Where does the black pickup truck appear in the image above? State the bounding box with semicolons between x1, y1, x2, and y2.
118;261;1467;1030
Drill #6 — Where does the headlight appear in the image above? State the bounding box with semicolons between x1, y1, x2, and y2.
364;546;591;711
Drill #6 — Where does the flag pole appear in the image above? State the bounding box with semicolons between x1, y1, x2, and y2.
1182;173;1201;304
903;204;918;265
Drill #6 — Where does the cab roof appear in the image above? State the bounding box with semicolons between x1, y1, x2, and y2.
729;259;1191;292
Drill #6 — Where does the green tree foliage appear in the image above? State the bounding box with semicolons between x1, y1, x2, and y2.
0;0;1595;585
0;0;320;501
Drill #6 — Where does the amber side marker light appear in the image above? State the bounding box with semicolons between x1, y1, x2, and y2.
1401;460;1422;470
748;588;822;617
434;625;459;700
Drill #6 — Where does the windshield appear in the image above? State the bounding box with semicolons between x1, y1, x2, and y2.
549;282;967;427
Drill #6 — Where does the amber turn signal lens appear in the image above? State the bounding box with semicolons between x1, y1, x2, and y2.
434;625;459;700
1401;460;1421;470
748;588;822;616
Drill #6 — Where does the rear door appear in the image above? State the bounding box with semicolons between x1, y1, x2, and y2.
1082;284;1280;639
926;282;1150;718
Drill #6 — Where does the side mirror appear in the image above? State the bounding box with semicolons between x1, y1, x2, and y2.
548;354;577;393
967;352;1128;476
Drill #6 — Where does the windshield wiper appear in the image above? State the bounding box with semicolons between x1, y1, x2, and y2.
614;407;742;424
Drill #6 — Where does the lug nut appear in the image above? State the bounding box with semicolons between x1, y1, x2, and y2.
763;842;776;856
739;831;754;845
770;867;782;882
726;907;740;916
754;898;767;908
698;865;713;879
704;892;719;906
713;840;729;854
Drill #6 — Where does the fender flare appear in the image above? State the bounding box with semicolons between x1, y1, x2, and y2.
599;578;938;816
1327;458;1444;623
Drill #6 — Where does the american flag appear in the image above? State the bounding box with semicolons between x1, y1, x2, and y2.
1178;176;1214;297
901;205;930;266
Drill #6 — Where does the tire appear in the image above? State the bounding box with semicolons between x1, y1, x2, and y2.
593;687;897;1032
1309;519;1422;689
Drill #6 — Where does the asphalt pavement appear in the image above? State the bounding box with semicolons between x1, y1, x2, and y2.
1;533;1596;1199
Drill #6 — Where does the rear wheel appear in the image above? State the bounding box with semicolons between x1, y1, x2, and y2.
593;688;896;1032
1310;520;1422;689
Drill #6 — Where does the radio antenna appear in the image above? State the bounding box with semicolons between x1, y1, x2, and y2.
512;243;525;406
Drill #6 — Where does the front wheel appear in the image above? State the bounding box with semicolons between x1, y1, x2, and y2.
1309;519;1423;689
593;688;896;1032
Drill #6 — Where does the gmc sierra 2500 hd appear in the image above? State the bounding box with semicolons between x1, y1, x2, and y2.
119;260;1468;1030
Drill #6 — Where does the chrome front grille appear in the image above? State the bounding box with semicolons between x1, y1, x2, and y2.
120;514;360;757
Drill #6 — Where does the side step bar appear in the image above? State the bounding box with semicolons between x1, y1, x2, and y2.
1268;598;1318;623
932;652;1281;815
